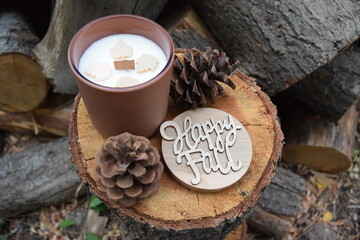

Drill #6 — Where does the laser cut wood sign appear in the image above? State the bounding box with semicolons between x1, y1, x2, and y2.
160;108;252;192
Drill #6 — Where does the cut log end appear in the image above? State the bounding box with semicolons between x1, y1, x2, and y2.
69;69;283;238
0;53;47;113
280;100;358;173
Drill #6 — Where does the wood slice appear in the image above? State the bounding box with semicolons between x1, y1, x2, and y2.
69;70;283;239
0;11;47;113
192;0;360;95
33;0;168;94
160;108;253;192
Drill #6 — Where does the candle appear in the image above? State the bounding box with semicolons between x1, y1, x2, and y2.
78;34;167;88
68;15;174;138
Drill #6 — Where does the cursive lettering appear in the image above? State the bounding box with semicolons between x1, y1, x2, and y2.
160;114;243;185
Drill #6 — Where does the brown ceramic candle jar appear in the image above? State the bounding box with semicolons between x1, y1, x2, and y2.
68;15;174;138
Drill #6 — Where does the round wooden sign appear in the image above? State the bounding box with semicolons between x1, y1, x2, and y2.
160;107;252;192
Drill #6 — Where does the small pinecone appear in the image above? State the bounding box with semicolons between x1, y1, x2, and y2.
171;47;240;109
94;132;164;207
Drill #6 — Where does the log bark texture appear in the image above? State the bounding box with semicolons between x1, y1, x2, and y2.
0;10;47;113
0;137;84;217
0;131;3;155
247;167;306;239
69;70;283;239
33;0;168;94
281;101;358;173
258;167;306;216
192;0;360;95
288;43;360;122
248;207;294;240
161;6;222;50
0;10;38;56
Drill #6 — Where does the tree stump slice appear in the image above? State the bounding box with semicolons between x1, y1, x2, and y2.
69;70;283;239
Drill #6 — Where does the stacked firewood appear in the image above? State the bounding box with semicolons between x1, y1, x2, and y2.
162;2;359;239
0;0;169;217
0;0;359;239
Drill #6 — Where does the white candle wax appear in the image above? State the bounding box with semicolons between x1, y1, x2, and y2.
78;34;167;88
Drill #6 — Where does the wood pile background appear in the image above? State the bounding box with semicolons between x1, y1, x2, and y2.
0;0;359;239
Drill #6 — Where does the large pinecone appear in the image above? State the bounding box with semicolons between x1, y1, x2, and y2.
94;132;163;207
171;47;239;109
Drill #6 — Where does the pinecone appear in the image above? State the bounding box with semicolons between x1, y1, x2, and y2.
171;47;239;109
94;132;163;207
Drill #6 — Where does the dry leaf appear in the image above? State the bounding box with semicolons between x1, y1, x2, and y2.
332;219;345;226
310;171;337;190
40;208;60;235
282;145;351;173
84;209;108;236
322;211;333;222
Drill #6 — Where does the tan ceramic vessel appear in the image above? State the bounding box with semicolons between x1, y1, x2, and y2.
68;14;174;138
